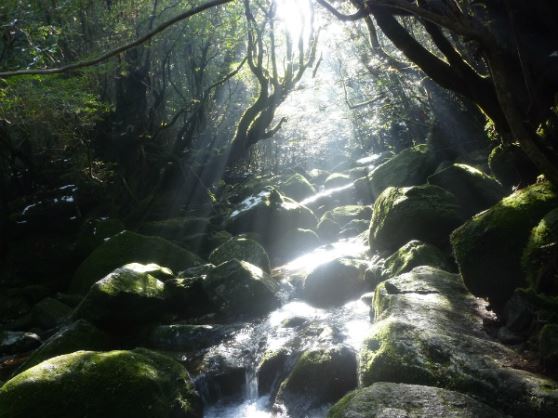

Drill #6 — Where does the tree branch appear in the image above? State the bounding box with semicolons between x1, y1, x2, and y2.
0;0;234;78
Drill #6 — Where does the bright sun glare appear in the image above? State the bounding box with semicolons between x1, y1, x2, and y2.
274;0;312;40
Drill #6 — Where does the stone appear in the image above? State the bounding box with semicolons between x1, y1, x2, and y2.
321;205;372;227
522;207;558;295
428;163;505;217
257;348;293;396
489;144;539;189
280;173;316;201
276;345;357;416
353;176;374;204
17;320;110;372
451;181;558;310
0;349;202;418
0;331;41;355
164;277;213;318
369;185;463;253
31;297;72;329
70;230;203;294
368;144;437;198
383;240;453;279
303;258;369;307
145;324;236;352
203;259;280;319
209;236;271;272
324;173;352;189
73;264;167;329
272;228;321;262
328;382;507;418
317;217;341;242
540;324;558;373
360;266;558;417
74;217;125;258
137;217;211;244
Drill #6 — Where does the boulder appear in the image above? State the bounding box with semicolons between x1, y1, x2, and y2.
317;217;341;242
428;163;505;217
31;297;72;329
522;208;558;295
321;205;372;226
164;276;213;318
17;320;110;372
70;230;203;294
280;173;316;201
73;264;167;329
272;228;321;262
451;181;558;310
382;240;453;279
328;382;506;418
226;189;317;248
74;217;125;258
0;331;41;355
276;345;357;416
0;349;202;418
368;144;436;198
257;348;293;396
353;176;374;204
203;259;280;319
303;258;369;307
324;173;352;189
209;236;270;273
489;144;539;189
540;324;558;372
145;324;236;352
137;217;211;244
369;185;463;253
360;266;558;417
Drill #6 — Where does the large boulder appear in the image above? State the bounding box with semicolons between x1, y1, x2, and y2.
382;240;453;279
226;189;317;248
368;144;436;198
163;276;213;318
0;349;202;418
328;382;506;418
369;185;463;253
489;144;539;189
70;231;203;294
428;163;505;217
73;264;167;329
74;217;125;258
209;236;270;272
280;173;316;201
303;258;369;307
451;181;558;310
17;320;110;373
522;208;558;295
276;345;357;416
360;266;558;417
271;228;321;262
203;259;280;319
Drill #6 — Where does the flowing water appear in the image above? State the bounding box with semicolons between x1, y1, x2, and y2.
202;232;372;418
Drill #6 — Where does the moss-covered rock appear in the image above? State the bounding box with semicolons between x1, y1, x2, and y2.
303;258;369;307
31;297;72;329
73;264;167;329
209;236;270;272
324;173;352;189
163;276;213;318
321;205;372;226
368;144;437;198
0;349;202;418
276;345;357;416
539;324;558;372
70;231;203;294
360;266;558;417
489;144;539;189
203;259;280;319
74;217;125;258
17;320;110;373
272;228;320;262
369;185;463;253
280;173;316;201
353;176;374;204
257;348;292;396
522;208;558;295
383;240;452;279
451;181;558;310
317;217;341;242
328;382;506;418
307;168;331;185
428;163;505;217
226;189;317;248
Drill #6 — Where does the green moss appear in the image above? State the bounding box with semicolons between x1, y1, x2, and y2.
321;205;372;226
368;144;436;198
451;181;558;310
280;173;316;201
70;231;203;294
209;236;271;272
488;144;539;188
327;390;357;418
0;349;202;418
369;185;463;253
383;240;452;279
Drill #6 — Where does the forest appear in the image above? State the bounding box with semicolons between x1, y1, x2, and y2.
1;0;558;417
